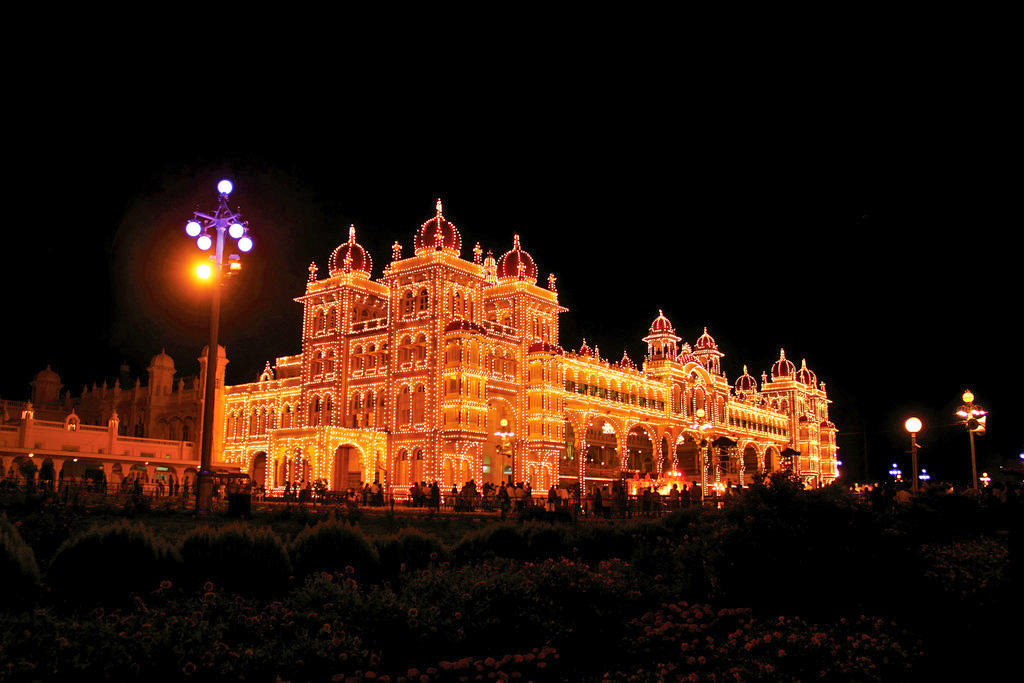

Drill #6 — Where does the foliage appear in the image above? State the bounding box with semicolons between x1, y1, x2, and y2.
0;513;41;607
178;523;292;597
289;512;380;581
375;526;447;579
46;519;180;608
606;601;922;681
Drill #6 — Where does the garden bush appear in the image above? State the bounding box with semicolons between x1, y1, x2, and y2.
178;523;291;596
290;513;380;580
46;519;179;607
375;526;447;578
0;513;40;607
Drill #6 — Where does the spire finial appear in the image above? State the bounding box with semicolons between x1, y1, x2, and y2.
779;348;786;360
513;234;521;249
435;198;443;216
348;224;356;243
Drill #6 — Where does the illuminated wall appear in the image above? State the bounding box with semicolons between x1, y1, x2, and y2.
221;201;838;494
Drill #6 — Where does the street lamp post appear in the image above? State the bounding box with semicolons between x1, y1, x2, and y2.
956;390;986;492
904;417;922;495
185;179;253;514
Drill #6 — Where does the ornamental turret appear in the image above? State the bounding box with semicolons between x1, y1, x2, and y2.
643;310;681;359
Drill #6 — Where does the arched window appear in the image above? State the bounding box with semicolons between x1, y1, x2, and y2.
282;405;292;428
418;288;429;311
325;350;335;374
314;309;325;333
310;396;321;425
403;290;415;315
327;307;337;329
324;396;333;425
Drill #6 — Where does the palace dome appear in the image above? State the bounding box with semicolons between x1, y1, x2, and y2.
649;310;674;334
496;234;538;282
695;327;717;350
771;349;796;379
796;358;817;386
735;365;758;394
414;199;462;255
329;225;373;277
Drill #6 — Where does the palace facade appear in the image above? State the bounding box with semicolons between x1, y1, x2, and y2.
221;201;838;495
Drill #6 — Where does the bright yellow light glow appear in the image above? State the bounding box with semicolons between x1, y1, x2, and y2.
196;264;212;279
905;417;922;434
962;390;974;403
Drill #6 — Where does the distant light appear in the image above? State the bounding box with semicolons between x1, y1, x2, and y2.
238;235;253;252
217;179;233;195
196;264;212;279
185;220;202;237
905;417;922;434
229;223;245;239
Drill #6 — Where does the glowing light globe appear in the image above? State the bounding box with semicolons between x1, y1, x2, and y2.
217;179;233;195
238;235;253;252
197;234;213;251
229;223;245;239
196;264;212;279
185;220;202;237
905;417;922;434
962;390;974;403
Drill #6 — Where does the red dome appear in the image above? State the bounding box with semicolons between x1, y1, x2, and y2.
414;199;461;255
695;327;717;350
619;350;636;370
496;234;538;282
771;349;796;379
796;358;817;386
676;342;695;364
735;365;758;394
649;310;674;334
578;338;592;357
329;225;372;277
444;319;483;334
528;341;563;355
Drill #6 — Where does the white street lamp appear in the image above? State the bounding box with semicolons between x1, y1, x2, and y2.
184;179;253;514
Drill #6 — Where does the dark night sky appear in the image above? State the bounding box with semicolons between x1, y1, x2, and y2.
2;68;1016;486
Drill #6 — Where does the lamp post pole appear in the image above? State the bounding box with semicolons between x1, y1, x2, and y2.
904;417;922;496
956;390;986;492
185;180;253;514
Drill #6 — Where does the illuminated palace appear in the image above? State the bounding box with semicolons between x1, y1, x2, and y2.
221;201;838;495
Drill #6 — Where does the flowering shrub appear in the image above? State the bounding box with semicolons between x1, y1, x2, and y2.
606;602;922;681
918;537;1009;603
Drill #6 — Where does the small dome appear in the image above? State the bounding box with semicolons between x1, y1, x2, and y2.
796;358;817;386
771;349;796;379
735;365;758;394
578;338;592;357
619;350;636;370
649;310;674;334
34;365;61;384
695;327;717;350
444;319;483;334
329;225;373;277
528;341;563;355
149;349;175;370
414;199;462;255
496;234;538;282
